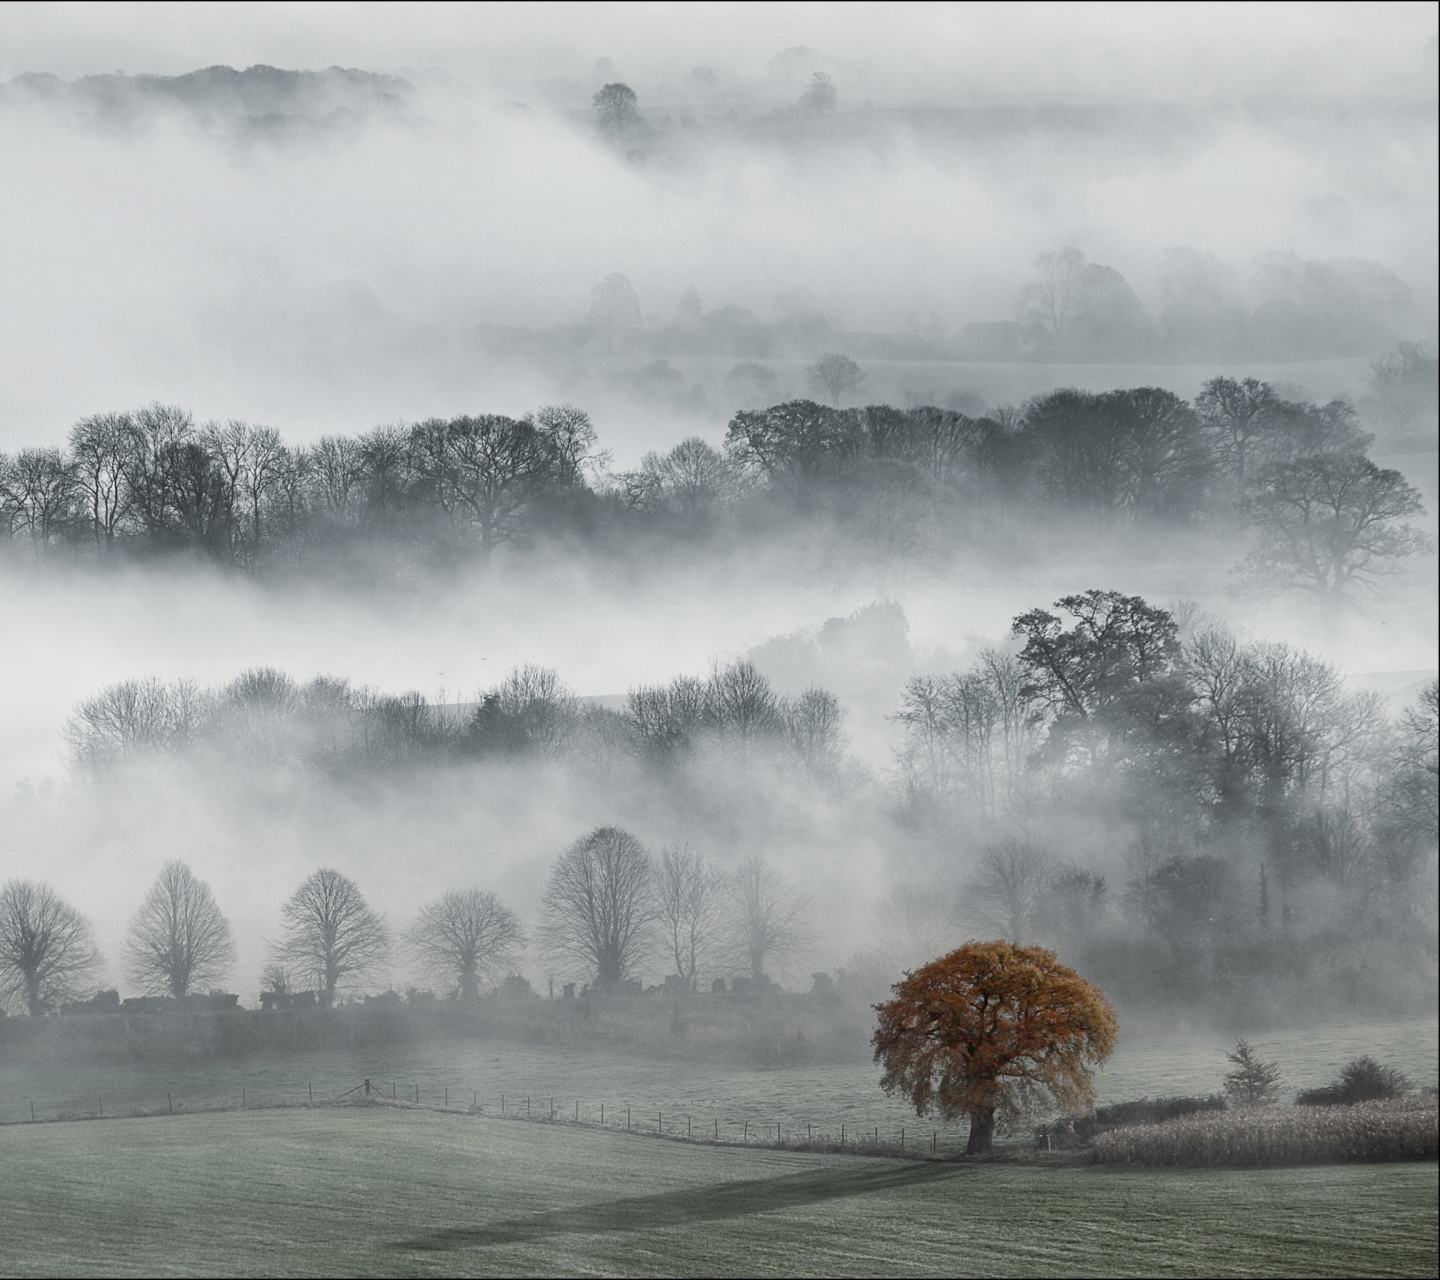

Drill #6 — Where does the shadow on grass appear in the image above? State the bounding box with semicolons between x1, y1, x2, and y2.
393;1163;961;1252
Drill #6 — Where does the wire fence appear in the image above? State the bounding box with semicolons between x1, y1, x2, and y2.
2;1075;971;1159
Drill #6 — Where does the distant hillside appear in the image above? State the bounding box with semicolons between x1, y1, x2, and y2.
0;64;411;134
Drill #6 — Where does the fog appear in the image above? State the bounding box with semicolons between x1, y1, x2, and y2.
1;6;1436;451
0;5;1436;1023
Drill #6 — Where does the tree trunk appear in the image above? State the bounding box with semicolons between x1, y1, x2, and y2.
965;1106;996;1155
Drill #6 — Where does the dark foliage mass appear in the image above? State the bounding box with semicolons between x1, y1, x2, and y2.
3;365;1429;608
1297;1056;1413;1107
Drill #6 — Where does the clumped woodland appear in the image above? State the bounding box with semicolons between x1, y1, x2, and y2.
1;354;1434;608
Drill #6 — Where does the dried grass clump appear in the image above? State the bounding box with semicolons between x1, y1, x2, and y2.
1092;1096;1438;1167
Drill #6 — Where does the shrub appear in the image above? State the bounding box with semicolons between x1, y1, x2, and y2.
1092;1096;1437;1166
1296;1056;1411;1107
1037;1095;1226;1149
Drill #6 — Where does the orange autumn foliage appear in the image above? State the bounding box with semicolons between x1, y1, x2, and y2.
872;940;1118;1153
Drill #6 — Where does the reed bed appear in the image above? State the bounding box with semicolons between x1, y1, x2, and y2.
1092;1096;1438;1167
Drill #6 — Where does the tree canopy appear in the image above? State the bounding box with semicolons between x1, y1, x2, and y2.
872;940;1117;1153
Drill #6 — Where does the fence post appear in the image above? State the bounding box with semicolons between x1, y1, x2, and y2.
501;1093;505;1115
687;1115;691;1138
365;1079;371;1096
309;1082;313;1103
575;1100;579;1123
473;1091;477;1110
901;1127;905;1151
527;1097;530;1117
777;1123;781;1143
841;1124;845;1145
714;1118;718;1141
415;1085;419;1104
933;1131;937;1154
744;1121;748;1142
240;1090;244;1110
658;1111;662;1134
99;1096;103;1118
627;1107;630;1130
550;1098;554;1121
30;1100;35;1122
445;1088;448;1107
168;1092;173;1114
600;1103;604;1126
808;1123;811;1142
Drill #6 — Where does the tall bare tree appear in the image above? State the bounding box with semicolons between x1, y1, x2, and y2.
68;412;133;550
124;861;236;998
538;827;654;988
965;838;1055;942
1019;246;1087;347
405;889;525;998
657;845;723;991
0;880;104;1015
727;854;813;983
274;869;390;1006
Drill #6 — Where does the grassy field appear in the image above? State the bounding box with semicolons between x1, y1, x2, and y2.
2;1014;1434;1150
1;1106;1435;1279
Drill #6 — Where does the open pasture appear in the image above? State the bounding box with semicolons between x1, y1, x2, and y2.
2;1013;1433;1143
2;1107;1436;1279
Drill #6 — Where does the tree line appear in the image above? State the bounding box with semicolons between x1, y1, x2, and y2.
3;374;1429;605
62;658;847;784
0;836;815;1016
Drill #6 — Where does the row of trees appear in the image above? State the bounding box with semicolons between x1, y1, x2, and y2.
64;658;848;782
4;374;1429;605
0;402;596;566
0;838;816;1015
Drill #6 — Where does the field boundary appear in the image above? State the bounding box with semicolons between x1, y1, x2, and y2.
2;1075;986;1162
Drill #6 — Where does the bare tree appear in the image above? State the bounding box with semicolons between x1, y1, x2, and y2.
1195;376;1280;490
782;688;848;777
965;839;1055;942
68;412;132;550
805;352;865;407
124;861;236;998
538;826;654;988
1019;246;1087;347
405;889;525;998
1238;454;1430;610
0;448;76;549
726;854;813;983
593;82;639;132
707;658;782;747
657;845;723;991
309;434;364;523
273;869;390;1006
0;880;104;1015
63;676;209;774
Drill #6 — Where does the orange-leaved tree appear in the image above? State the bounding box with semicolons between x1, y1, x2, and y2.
872;940;1117;1154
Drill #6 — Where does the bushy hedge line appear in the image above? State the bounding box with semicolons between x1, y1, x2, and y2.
1091;1096;1438;1167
